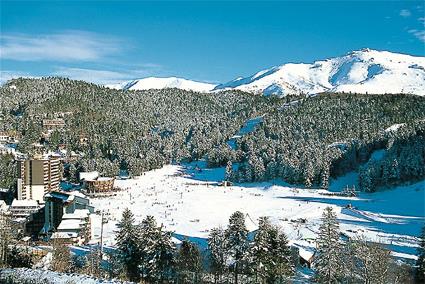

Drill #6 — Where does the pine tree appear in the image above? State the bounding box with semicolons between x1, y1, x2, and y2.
314;207;342;283
140;215;158;280
225;211;249;284
176;239;202;283
249;217;272;282
208;227;227;283
354;236;391;284
270;227;295;282
115;208;141;282
340;239;358;283
225;160;233;181
139;216;176;282
416;225;425;283
151;225;176;282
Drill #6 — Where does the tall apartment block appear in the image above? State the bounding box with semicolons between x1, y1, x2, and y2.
17;156;61;203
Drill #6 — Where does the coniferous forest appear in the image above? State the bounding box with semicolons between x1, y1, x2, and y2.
1;77;424;193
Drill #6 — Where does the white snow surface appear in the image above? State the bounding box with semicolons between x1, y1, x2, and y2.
0;268;131;284
213;49;425;96
106;77;216;92
90;162;425;260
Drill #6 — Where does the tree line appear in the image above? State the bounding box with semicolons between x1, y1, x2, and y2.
108;209;294;283
221;93;425;192
1;208;424;283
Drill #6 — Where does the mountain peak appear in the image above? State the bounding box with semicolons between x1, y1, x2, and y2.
106;77;216;92
214;49;425;96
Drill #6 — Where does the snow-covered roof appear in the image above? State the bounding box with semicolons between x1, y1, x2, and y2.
80;171;99;181
57;219;84;231
299;248;315;262
97;177;113;181
62;209;90;220
67;191;87;199
11;199;39;208
51;232;78;239
0;200;8;211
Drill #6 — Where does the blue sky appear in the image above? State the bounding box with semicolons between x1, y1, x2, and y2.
1;1;424;85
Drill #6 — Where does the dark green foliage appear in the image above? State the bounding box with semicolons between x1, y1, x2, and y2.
225;211;249;284
208;227;227;282
2;78;423;191
0;154;17;194
176;239;203;283
233;93;425;191
314;207;342;283
115;208;141;281
359;123;425;192
5;246;33;268
249;217;294;283
0;77;268;177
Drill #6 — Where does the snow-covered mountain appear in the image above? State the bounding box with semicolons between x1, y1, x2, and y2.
213;49;425;96
107;77;216;92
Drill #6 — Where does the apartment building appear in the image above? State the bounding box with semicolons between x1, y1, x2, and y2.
17;156;61;203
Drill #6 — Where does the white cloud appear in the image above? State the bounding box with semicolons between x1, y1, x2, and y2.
400;9;411;17
53;66;159;85
0;31;121;62
408;29;425;43
419;17;425;26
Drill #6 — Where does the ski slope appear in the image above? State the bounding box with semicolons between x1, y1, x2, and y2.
90;163;425;260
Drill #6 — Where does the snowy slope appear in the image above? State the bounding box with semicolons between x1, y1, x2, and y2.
90;162;424;260
106;77;216;92
214;49;425;96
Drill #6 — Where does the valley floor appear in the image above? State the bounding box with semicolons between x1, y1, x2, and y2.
90;162;425;261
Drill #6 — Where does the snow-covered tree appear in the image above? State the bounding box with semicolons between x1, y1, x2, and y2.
225;211;249;284
115;208;141;281
269;225;294;282
150;225;176;282
353;236;391;284
82;247;102;278
249;217;272;282
314;207;342;283
139;215;176;282
208;227;227;283
225;160;233;181
176;239;202;283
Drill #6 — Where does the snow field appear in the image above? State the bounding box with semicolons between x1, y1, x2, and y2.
90;164;425;260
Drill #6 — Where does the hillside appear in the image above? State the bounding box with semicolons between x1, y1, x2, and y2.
1;77;424;192
214;49;425;96
0;77;270;176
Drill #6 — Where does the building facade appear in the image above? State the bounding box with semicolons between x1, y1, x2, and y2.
85;177;115;193
17;156;61;203
42;191;94;238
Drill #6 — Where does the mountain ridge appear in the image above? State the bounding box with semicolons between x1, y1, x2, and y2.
99;49;424;96
106;76;216;93
214;48;425;96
